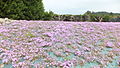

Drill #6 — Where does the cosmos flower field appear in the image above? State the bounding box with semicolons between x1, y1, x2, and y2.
0;20;120;68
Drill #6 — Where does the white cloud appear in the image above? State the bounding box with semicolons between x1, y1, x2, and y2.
43;0;120;14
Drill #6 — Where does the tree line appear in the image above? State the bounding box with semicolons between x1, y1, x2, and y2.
46;11;120;22
0;0;120;22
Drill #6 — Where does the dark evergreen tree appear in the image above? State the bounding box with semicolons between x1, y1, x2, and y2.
0;0;44;20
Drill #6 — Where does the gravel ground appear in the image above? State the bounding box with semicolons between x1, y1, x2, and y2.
0;20;120;68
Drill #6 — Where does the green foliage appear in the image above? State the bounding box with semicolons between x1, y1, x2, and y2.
0;1;120;22
0;0;44;20
103;15;111;22
25;32;35;38
84;11;120;22
110;17;120;22
42;11;54;20
50;11;120;22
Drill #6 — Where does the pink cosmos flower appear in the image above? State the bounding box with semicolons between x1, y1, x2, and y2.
74;51;81;56
2;59;9;63
82;47;90;51
60;61;73;67
12;58;18;62
106;42;114;48
118;42;120;47
43;32;53;37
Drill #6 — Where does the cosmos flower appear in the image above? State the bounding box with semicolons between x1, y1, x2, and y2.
60;61;73;67
118;42;120;47
106;41;114;48
0;20;120;67
2;59;9;64
12;58;19;62
74;51;82;56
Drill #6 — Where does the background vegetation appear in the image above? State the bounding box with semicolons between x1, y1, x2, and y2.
0;0;44;20
0;0;120;22
51;11;120;22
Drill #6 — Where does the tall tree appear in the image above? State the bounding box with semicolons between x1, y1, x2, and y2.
0;0;44;20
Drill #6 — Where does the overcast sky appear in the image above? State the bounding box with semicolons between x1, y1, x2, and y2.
43;0;120;15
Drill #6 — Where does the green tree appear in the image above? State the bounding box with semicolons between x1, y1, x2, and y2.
42;11;54;20
84;11;92;21
0;0;44;20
